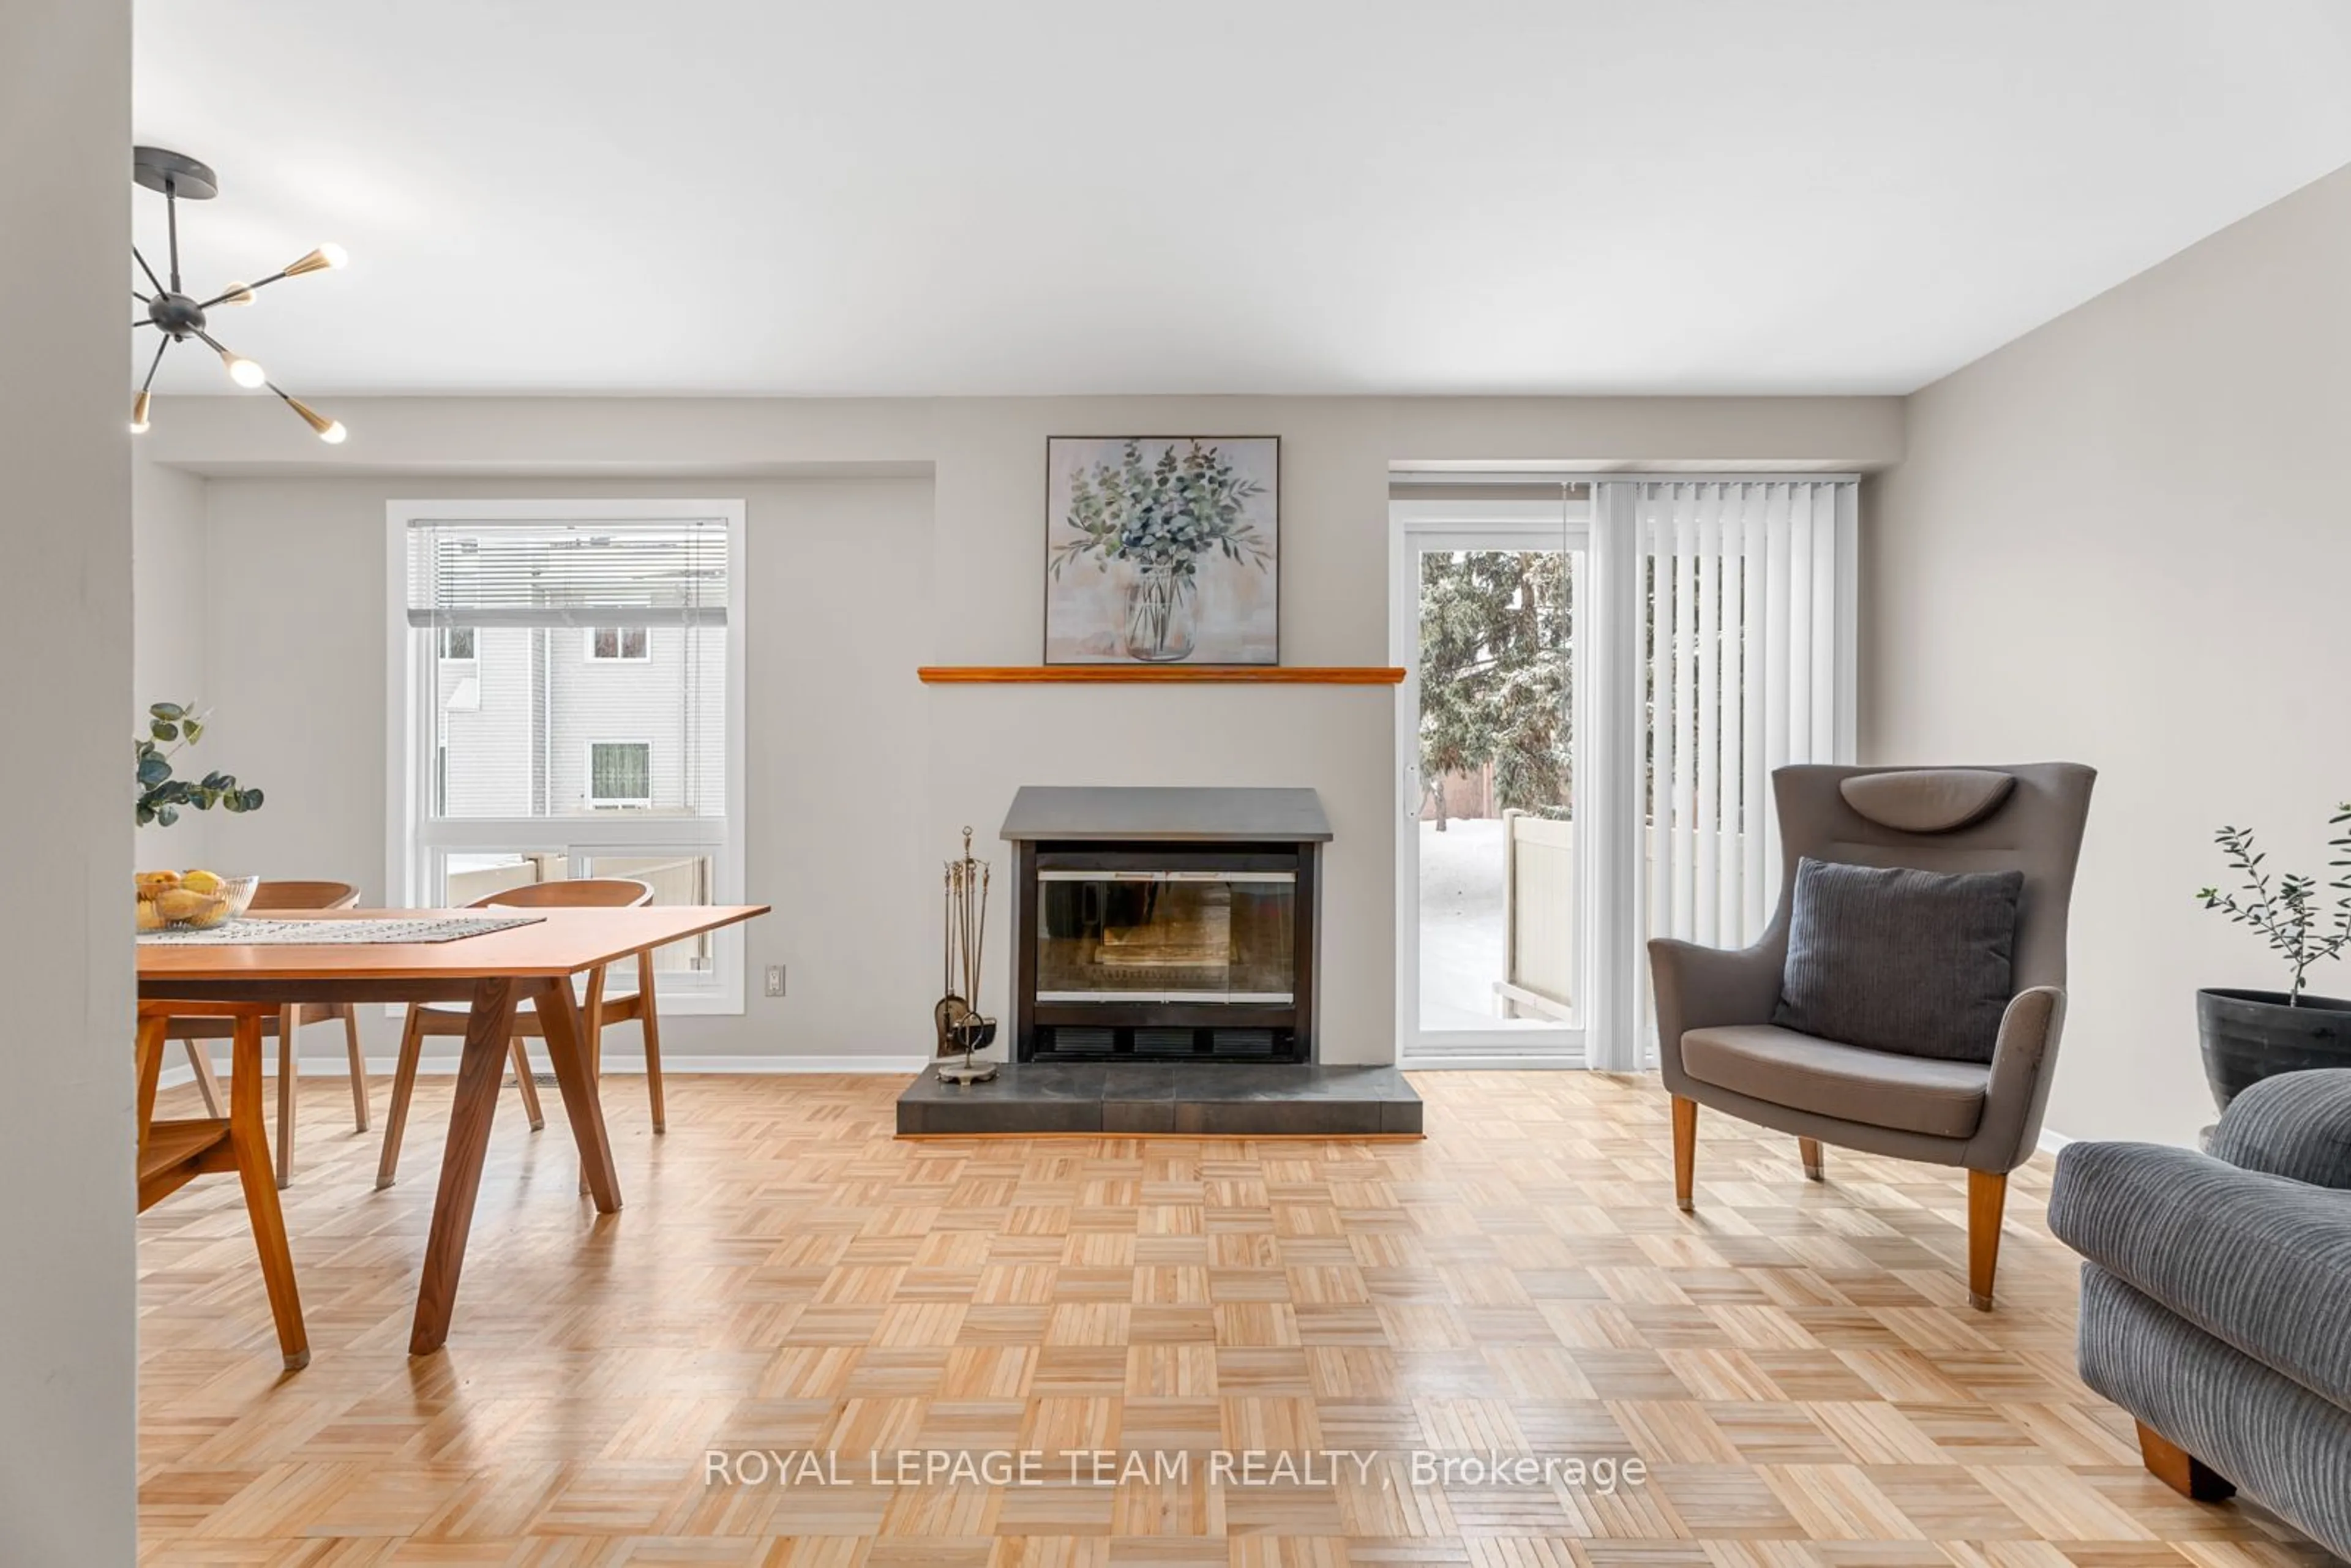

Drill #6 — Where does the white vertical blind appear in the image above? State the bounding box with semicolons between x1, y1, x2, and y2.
1636;480;1849;954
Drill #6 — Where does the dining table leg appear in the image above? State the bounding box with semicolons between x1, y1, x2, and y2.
408;975;519;1356
531;975;622;1214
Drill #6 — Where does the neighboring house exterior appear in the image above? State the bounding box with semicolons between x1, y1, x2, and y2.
434;623;726;822
432;621;725;969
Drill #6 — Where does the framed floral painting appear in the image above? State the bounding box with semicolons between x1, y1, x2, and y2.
1044;435;1280;665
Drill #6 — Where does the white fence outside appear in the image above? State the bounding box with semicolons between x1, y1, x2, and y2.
1496;813;1763;1026
1498;810;1576;1021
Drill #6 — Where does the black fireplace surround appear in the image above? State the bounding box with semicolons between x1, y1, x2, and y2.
1003;786;1328;1063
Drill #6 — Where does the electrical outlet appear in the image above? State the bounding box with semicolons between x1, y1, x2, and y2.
764;964;786;998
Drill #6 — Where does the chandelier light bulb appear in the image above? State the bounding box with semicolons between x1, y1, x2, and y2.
217;282;256;306
130;391;152;433
283;243;348;277
285;396;346;444
220;347;268;388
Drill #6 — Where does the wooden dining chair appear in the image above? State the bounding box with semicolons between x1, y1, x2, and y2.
377;878;664;1189
172;879;368;1188
137;999;309;1370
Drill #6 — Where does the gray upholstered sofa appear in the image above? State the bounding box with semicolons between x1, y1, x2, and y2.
2049;1068;2351;1556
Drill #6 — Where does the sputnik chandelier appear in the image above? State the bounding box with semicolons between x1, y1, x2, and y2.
130;146;347;443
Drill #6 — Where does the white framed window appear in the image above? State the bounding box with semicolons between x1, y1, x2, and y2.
388;498;747;1013
587;626;649;662
587;740;653;808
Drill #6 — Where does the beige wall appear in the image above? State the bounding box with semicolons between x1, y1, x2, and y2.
196;474;936;1063
1869;162;2351;1146
150;394;1900;1064
0;0;137;1556
134;453;211;865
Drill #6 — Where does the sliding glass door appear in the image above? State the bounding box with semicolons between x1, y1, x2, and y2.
1393;479;1856;1070
1393;503;1589;1064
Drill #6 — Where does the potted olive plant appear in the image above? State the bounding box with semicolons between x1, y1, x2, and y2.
2194;804;2351;1109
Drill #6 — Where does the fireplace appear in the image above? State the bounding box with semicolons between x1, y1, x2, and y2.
1003;786;1327;1063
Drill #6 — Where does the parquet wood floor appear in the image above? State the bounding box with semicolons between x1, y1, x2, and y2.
134;1072;2338;1566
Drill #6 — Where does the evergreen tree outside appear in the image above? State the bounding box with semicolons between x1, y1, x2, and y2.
1417;550;1572;829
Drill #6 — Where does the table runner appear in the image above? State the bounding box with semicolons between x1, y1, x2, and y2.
138;915;544;946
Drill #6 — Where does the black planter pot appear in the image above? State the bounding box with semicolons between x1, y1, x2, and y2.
2196;987;2351;1111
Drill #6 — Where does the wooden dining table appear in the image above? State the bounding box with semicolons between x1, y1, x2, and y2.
138;903;769;1354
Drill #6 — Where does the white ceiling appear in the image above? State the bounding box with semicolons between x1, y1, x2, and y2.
132;1;2351;398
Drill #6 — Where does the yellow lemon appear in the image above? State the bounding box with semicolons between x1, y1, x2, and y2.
135;900;165;932
179;869;225;895
136;870;182;896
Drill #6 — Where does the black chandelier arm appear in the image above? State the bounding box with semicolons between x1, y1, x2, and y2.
138;335;170;396
190;326;236;360
197;271;287;311
132;246;166;296
165;183;182;293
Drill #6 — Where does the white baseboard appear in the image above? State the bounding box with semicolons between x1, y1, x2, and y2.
2036;1125;2073;1156
155;1052;930;1089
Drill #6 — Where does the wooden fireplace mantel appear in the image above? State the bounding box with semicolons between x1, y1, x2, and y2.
918;665;1405;685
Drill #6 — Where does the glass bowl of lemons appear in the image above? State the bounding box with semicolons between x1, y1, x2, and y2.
136;870;260;932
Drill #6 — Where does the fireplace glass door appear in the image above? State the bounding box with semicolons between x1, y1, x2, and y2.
1036;869;1295;1003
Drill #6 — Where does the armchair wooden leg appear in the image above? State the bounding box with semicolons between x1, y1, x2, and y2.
2136;1421;2235;1502
275;1005;301;1190
182;1038;225;1118
340;1003;369;1132
1798;1138;1824;1181
377;1006;427;1190
229;1013;309;1371
1671;1095;1697;1212
1967;1168;2008;1311
509;1037;546;1131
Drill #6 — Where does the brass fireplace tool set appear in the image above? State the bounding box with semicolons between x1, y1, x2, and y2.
934;827;999;1084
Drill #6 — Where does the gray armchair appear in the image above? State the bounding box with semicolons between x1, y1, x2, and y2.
1648;762;2096;1309
2049;1070;2351;1557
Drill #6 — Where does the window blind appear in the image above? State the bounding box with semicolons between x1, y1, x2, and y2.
405;517;730;628
1637;479;1848;950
